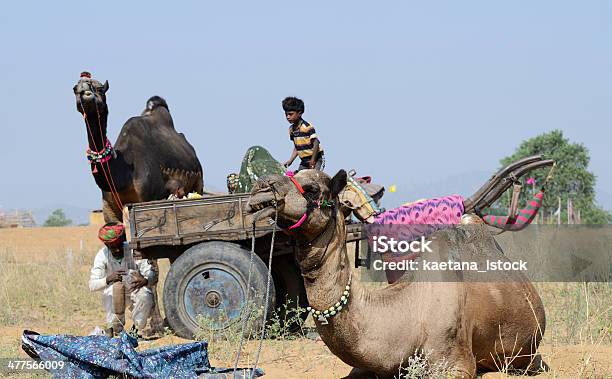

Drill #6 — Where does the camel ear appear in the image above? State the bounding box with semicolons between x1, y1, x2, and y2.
103;80;109;93
330;169;347;198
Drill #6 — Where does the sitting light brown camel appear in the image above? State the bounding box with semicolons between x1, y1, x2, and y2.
247;169;547;379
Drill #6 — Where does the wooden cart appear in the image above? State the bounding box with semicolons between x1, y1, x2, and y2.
124;193;365;338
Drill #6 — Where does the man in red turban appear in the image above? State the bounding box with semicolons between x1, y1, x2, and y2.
89;222;157;337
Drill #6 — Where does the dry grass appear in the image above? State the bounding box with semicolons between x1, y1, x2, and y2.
397;350;454;378
0;227;610;378
0;228;100;348
536;282;611;346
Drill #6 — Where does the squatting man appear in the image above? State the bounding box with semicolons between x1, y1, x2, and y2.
89;222;158;337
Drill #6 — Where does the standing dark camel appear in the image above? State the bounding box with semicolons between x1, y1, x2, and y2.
73;73;203;222
73;72;203;335
247;169;547;378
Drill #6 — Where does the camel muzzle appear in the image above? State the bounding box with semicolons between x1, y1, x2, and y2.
246;189;280;222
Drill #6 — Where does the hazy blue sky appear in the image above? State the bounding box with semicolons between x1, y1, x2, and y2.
1;1;611;219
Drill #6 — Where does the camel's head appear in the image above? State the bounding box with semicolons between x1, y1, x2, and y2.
247;169;348;240
73;72;109;118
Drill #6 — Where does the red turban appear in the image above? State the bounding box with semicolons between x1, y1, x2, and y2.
98;223;125;247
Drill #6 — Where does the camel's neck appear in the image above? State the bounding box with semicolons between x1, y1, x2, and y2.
83;110;108;152
90;153;132;194
296;213;423;370
296;212;378;367
296;213;354;314
81;110;132;194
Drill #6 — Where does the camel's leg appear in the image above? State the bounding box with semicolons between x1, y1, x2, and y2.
421;343;476;379
145;259;165;336
342;367;377;379
523;353;549;374
102;197;121;223
503;352;549;376
447;349;477;379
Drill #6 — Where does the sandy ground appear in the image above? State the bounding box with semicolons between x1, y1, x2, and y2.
1;323;611;378
1;226;610;378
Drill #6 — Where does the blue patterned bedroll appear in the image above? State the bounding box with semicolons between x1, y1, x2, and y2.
21;330;264;379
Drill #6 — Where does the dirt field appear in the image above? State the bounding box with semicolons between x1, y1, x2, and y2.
0;226;610;378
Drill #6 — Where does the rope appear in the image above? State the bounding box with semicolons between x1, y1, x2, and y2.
232;206;278;377
542;162;557;189
232;222;258;374
92;93;124;211
232;186;336;375
79;97;124;212
251;207;277;379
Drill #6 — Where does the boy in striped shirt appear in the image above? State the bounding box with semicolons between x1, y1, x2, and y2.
282;96;325;171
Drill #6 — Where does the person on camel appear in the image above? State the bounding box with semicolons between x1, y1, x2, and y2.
282;97;325;172
89;222;157;337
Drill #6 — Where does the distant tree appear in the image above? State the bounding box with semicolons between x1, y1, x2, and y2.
496;130;611;224
43;209;72;227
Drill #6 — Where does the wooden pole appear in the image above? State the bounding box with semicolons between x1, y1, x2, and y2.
549;210;552;225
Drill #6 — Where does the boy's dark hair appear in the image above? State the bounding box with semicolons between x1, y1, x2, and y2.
282;97;305;113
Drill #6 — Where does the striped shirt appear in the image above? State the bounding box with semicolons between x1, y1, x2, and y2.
289;120;324;160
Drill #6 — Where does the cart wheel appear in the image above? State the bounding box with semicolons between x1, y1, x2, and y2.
163;241;275;339
271;255;309;332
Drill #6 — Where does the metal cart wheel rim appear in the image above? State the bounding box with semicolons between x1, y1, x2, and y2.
178;260;248;332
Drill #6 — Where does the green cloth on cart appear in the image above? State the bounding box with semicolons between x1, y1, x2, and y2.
227;146;286;193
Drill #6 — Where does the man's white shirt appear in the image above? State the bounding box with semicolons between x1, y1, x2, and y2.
89;243;157;292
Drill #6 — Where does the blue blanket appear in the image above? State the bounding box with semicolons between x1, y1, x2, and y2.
21;330;264;378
